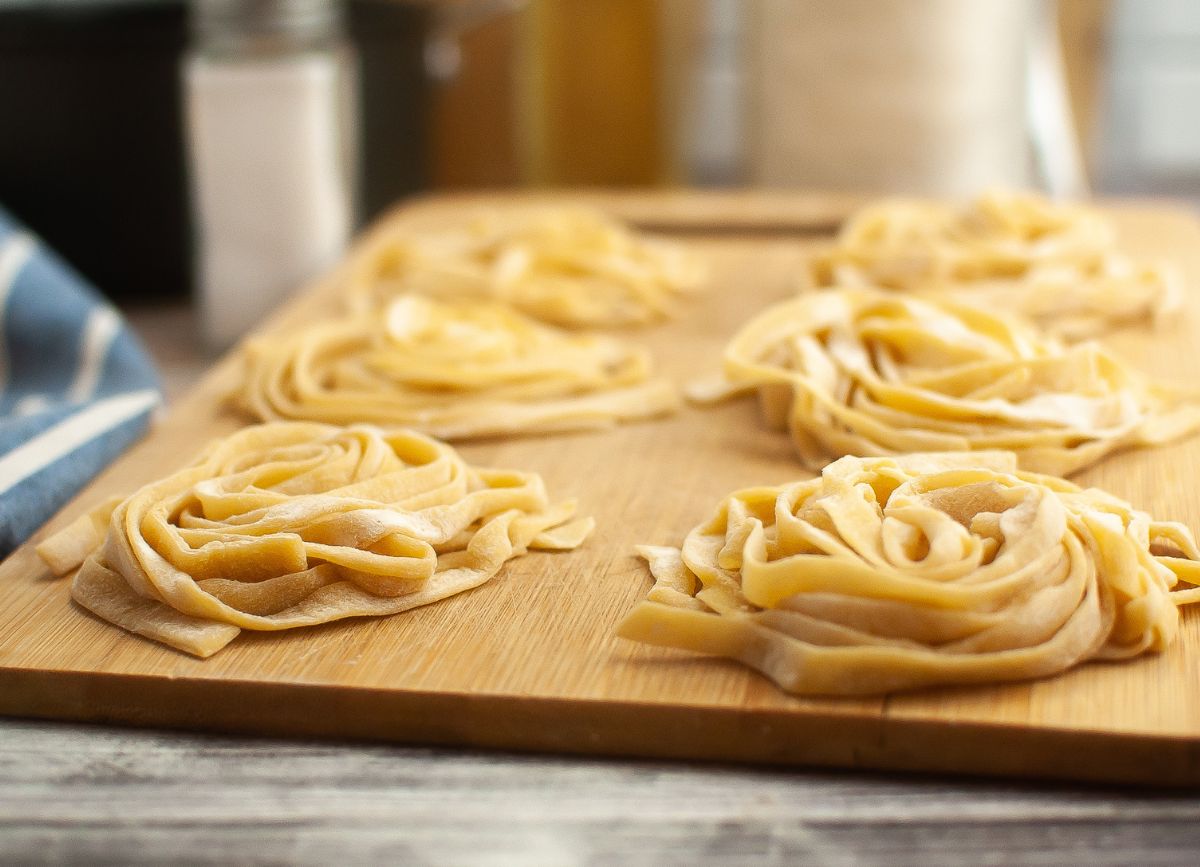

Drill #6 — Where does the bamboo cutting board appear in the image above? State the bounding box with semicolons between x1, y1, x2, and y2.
2;193;1199;786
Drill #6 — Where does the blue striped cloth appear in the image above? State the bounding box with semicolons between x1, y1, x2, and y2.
0;206;162;557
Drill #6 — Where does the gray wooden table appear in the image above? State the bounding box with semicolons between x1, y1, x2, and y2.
3;717;1200;866
5;306;1198;866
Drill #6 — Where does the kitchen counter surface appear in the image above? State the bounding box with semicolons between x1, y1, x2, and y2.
3;303;1198;866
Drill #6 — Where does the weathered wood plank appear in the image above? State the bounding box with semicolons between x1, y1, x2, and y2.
2;719;1199;866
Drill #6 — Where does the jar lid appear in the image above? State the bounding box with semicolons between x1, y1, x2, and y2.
191;0;343;48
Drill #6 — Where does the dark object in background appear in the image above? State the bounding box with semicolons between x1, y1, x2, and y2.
351;0;431;222
0;0;430;303
0;1;190;302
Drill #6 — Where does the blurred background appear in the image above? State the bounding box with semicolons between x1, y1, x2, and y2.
0;0;1195;335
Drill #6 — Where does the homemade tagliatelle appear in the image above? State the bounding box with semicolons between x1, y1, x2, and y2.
236;295;679;439
36;422;593;657
692;287;1200;476
811;190;1181;339
618;452;1200;695
343;205;703;328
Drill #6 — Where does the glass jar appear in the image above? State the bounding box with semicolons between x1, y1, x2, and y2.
185;0;358;349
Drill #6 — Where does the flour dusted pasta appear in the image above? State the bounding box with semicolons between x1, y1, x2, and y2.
236;295;679;439
619;452;1200;695
692;288;1200;476
344;205;703;328
812;190;1180;339
36;423;593;657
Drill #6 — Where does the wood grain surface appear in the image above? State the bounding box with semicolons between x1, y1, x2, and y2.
397;187;868;233
3;717;1199;867
2;193;1199;786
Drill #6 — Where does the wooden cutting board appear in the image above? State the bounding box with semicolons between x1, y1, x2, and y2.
2;193;1198;786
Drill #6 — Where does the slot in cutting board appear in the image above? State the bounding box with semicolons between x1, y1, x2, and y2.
2;193;1199;786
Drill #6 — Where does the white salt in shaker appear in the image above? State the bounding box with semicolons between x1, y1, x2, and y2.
185;0;357;350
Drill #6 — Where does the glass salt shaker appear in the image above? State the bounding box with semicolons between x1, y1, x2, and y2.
185;0;358;350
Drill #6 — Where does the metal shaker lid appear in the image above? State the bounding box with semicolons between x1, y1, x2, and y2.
191;0;344;51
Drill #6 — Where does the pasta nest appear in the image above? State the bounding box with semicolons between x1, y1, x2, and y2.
237;294;679;439
618;452;1200;695
37;422;593;658
693;287;1200;476
342;205;704;328
811;190;1180;339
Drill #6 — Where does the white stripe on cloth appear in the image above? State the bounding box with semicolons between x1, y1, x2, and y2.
0;231;37;397
0;388;159;496
13;393;51;417
66;305;121;403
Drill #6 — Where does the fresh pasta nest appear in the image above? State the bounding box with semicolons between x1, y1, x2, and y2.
692;287;1200;476
36;422;593;658
812;190;1180;339
618;452;1200;695
236;294;679;439
343;205;703;328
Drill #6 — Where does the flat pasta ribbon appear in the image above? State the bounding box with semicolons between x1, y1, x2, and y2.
235;295;679;439
811;190;1181;339
36;422;594;658
618;452;1200;695
691;287;1200;476
342;205;703;328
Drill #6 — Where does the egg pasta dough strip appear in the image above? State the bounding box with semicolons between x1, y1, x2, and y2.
812;190;1181;339
618;452;1200;696
691;287;1200;476
344;205;704;329
37;422;593;658
236;295;679;439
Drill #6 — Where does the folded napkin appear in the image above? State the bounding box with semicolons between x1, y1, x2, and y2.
0;206;161;557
